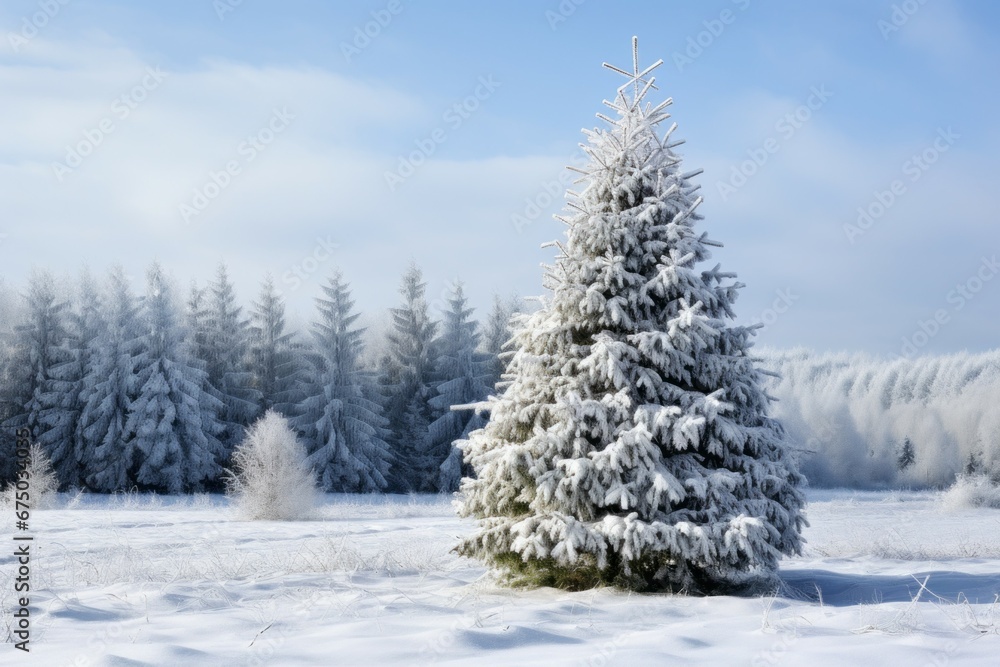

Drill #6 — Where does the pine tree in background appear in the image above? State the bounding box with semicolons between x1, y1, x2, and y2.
186;283;210;371
897;436;915;471
6;271;71;450
429;284;492;492
126;263;225;493
0;272;67;486
393;392;431;486
37;270;104;487
197;264;261;450
0;333;19;485
79;267;142;492
457;39;806;593
0;278;19;337
379;264;440;492
965;450;982;476
0;278;22;485
249;275;304;416
295;272;390;493
481;293;523;395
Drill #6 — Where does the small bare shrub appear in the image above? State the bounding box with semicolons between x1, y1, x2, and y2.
942;474;1000;511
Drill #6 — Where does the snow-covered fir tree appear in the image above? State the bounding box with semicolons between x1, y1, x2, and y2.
6;271;71;451
481;293;523;394
0;273;67;485
79;267;142;492
295;271;390;493
0;332;18;485
379;264;440;492
248;275;304;416
37;270;104;487
126;263;225;493
186;283;210;370
429;283;492;492
457;39;807;593
192;264;261;450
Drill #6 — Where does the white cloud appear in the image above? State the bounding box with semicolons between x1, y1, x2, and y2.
688;86;997;353
1;33;995;357
0;38;570;318
897;0;976;64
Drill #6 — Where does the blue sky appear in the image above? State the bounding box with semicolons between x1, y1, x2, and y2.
0;0;997;356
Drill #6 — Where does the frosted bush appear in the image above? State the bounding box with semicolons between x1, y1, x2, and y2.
3;443;60;509
226;410;319;520
941;474;1000;511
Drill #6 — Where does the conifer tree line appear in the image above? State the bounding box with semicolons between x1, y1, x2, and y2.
0;262;521;494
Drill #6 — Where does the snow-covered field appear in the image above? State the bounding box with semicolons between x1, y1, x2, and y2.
3;490;999;665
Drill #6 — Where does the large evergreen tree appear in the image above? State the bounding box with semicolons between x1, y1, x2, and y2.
38;270;104;487
457;39;806;592
379;264;440;492
295;271;390;493
0;327;19;486
0;272;69;486
193;264;261;451
126;263;225;493
0;279;22;485
186;282;210;372
79;267;142;492
429;284;492;492
5;271;71;446
248;275;303;417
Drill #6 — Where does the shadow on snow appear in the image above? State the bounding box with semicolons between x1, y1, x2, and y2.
779;569;1000;606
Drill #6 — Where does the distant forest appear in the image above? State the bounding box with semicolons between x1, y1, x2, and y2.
0;261;521;494
3;262;997;496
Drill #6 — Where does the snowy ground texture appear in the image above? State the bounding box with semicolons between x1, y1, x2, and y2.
3;490;1000;666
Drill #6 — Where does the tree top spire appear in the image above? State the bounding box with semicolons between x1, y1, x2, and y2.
602;35;664;104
